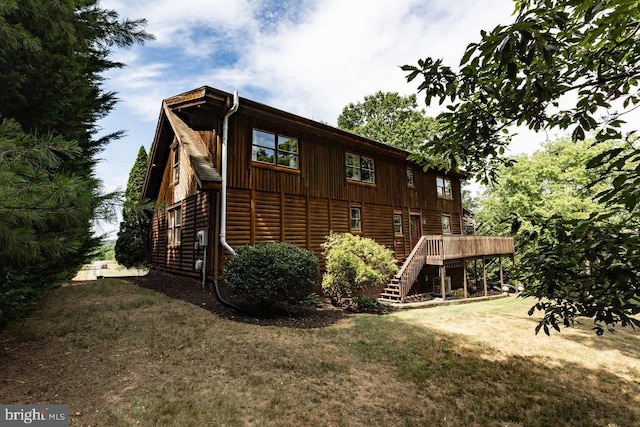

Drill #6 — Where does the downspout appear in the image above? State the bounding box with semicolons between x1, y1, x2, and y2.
220;90;239;256
214;90;247;313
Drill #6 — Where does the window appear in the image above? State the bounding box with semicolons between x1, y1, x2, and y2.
172;146;180;182
406;168;414;187
441;214;452;234
252;129;298;169
350;207;362;231
346;153;375;184
436;176;452;198
394;214;403;235
168;207;182;245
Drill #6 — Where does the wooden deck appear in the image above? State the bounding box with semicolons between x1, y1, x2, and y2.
380;234;514;303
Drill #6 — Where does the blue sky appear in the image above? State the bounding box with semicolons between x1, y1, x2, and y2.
95;0;522;237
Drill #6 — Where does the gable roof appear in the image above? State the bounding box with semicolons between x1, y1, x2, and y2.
162;103;222;187
142;99;223;200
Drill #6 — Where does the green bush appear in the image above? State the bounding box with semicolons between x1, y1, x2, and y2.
224;243;319;306
350;296;382;312
321;232;398;305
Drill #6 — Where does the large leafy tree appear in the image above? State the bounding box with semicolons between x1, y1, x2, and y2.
476;138;612;238
337;91;438;152
115;146;150;268
403;0;640;333
0;1;152;327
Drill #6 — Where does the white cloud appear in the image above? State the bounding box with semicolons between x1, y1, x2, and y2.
96;0;518;236
102;0;515;123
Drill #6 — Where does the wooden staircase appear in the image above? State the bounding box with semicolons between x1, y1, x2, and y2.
380;236;444;303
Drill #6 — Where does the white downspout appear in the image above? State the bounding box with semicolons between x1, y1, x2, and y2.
220;91;239;256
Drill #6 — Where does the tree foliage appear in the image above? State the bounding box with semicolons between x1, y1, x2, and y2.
337;91;438;152
476;138;612;238
404;0;640;181
115;146;150;268
0;0;152;327
404;0;640;332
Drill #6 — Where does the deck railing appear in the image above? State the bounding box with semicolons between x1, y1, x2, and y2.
393;236;429;300
440;235;514;259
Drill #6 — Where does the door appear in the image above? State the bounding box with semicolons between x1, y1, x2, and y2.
410;215;422;249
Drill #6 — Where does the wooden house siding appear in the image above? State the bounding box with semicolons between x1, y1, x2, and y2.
149;192;210;278
143;86;473;282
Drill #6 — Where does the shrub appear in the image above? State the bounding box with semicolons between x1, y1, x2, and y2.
350;296;382;313
321;232;398;305
224;243;319;306
299;293;325;308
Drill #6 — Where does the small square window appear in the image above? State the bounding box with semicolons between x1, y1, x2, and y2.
394;214;403;235
350;207;362;231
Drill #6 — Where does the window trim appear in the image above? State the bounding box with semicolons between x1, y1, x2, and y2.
406;167;415;187
168;206;182;245
441;214;452;234
436;176;453;199
393;213;403;236
251;128;299;170
350;207;362;232
346;153;376;184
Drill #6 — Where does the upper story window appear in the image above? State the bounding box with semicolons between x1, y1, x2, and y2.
406;167;414;187
252;129;299;169
172;146;179;183
168;207;182;245
346;153;375;184
436;176;452;198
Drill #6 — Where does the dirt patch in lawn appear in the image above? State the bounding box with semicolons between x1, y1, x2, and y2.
129;270;349;329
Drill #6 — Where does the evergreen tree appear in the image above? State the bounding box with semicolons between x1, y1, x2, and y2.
115;146;150;268
0;1;153;328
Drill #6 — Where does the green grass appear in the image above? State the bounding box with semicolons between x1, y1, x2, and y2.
1;280;638;426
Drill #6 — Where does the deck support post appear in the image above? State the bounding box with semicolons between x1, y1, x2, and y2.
440;265;447;301
483;257;488;297
474;259;478;293
463;258;468;299
499;256;505;291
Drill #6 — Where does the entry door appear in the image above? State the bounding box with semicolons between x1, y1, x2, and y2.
410;215;422;249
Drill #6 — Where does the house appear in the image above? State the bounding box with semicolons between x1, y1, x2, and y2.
141;86;514;303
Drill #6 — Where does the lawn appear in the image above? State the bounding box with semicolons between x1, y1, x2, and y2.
1;279;638;426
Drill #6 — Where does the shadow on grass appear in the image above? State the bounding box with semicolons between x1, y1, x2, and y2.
349;315;640;427
516;312;640;361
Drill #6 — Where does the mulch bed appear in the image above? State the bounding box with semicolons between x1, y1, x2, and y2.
128;270;350;329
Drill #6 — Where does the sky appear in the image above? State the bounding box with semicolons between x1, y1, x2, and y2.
95;0;532;237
